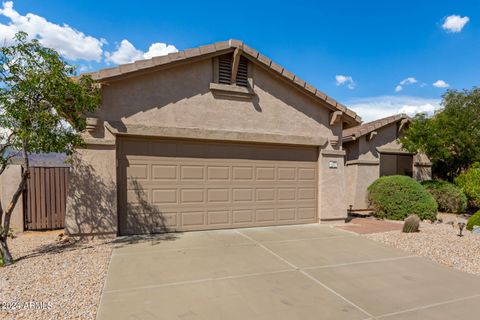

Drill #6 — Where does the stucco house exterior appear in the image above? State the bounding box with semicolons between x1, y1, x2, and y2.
343;114;432;211
64;40;429;236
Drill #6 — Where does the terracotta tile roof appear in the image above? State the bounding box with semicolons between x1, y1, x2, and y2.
86;39;361;125
343;113;409;140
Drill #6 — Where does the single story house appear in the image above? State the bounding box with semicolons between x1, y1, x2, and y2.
343;114;432;210
65;40;429;236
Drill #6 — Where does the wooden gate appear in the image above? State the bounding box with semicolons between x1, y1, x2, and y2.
24;167;69;230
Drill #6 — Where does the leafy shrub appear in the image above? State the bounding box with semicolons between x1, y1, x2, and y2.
466;210;480;231
455;163;480;209
367;175;438;221
421;180;467;213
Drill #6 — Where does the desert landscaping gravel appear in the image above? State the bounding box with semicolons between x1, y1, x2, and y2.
365;222;480;275
0;232;113;320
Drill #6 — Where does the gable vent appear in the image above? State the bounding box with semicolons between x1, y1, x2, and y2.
235;56;249;87
218;54;232;85
217;53;249;87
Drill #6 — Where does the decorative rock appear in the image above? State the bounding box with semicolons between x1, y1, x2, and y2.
2;232;113;319
365;222;480;275
473;226;480;235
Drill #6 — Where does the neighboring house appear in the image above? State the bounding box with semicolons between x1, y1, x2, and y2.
343;114;432;211
66;39;362;236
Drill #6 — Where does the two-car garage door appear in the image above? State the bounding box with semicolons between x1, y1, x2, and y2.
117;137;318;235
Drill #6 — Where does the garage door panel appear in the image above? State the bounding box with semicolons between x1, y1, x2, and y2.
180;189;205;204
256;167;275;180
298;188;316;200
278;167;296;180
298;207;316;220
232;166;254;180
180;166;204;180
233;209;254;224
298;168;316;180
232;188;253;202
181;211;206;227
278;208;296;221
152;189;177;204
152;165;177;180
127;189;150;203
126;164;149;180
207;166;230;180
255;209;275;223
207;210;230;225
118;138;318;235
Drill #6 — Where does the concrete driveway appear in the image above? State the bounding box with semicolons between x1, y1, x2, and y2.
97;224;480;320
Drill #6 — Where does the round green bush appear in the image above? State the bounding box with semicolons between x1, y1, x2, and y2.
367;175;438;221
421;180;467;213
455;163;480;209
466;210;480;231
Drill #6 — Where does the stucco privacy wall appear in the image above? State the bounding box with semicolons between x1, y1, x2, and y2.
65;145;117;235
0;165;24;233
65;52;353;235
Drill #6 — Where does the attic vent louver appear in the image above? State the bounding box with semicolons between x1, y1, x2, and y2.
218;54;232;85
235;56;249;87
217;53;249;88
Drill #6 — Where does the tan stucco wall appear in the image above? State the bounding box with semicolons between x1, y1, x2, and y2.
65;145;117;235
96;59;339;140
318;150;347;222
0;165;24;233
357;124;400;161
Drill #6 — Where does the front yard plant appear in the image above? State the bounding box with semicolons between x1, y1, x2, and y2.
466;210;480;231
0;32;100;266
455;163;480;210
421;180;467;213
368;175;437;222
402;214;420;233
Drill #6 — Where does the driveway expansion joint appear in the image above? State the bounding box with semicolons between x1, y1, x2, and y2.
235;229;374;318
375;293;480;319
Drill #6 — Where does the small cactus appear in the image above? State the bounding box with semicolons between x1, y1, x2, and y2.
402;214;420;233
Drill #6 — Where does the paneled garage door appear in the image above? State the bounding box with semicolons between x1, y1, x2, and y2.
117;137;318;235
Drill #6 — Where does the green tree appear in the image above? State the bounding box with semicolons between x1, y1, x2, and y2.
401;88;480;180
0;32;100;266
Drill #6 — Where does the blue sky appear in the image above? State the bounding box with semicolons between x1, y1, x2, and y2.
1;0;479;121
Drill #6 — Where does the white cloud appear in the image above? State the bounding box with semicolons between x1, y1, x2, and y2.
346;96;442;122
104;39;143;64
395;77;418;92
0;1;104;61
442;15;469;33
400;77;418;85
335;75;355;89
144;42;178;59
432;80;449;88
105;39;178;65
0;1;178;66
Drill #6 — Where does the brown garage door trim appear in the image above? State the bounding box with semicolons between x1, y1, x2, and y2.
106;121;328;147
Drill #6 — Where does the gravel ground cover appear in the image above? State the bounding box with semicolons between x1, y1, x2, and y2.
365;222;480;275
0;231;113;320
